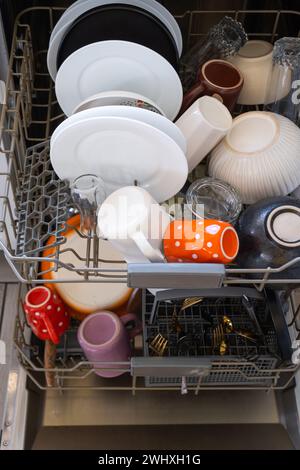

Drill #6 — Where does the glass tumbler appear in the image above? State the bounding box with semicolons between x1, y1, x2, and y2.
179;16;247;92
264;37;300;126
186;177;242;225
70;174;106;235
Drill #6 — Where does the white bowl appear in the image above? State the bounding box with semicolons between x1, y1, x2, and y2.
208;111;300;204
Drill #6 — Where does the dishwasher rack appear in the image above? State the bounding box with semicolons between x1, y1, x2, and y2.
14;284;300;392
1;7;300;288
2;6;300;394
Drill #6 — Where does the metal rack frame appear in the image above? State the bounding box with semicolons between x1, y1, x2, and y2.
0;6;299;392
1;7;300;288
14;283;300;392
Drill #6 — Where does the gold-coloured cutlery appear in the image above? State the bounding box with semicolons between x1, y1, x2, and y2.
149;333;168;356
180;296;203;312
171;306;183;335
222;315;257;343
171;297;204;334
212;323;227;355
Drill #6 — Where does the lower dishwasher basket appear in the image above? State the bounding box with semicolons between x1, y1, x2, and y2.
15;285;299;393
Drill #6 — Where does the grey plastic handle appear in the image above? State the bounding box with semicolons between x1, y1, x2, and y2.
131;356;211;378
149;287;264;325
127;263;225;289
153;287;264;302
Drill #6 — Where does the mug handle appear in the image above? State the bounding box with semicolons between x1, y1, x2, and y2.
131;231;165;262
42;312;60;345
120;313;142;339
180;81;206;116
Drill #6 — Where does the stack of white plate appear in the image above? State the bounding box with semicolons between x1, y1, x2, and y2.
48;0;183;120
48;0;187;202
48;0;182;81
50;95;188;202
54;39;183;119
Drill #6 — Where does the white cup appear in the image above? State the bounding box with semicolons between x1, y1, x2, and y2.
228;40;274;105
97;186;171;263
175;96;232;173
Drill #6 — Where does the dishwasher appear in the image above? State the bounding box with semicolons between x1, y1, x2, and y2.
0;0;300;451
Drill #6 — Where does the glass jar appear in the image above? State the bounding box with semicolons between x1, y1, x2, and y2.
186;177;242;224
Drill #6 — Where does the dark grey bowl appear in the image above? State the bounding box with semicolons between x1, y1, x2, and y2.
236;196;300;284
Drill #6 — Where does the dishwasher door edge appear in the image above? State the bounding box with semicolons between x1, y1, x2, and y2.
1;366;28;450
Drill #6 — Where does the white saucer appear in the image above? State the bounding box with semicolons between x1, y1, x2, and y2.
50;115;188;202
48;0;182;80
55;40;183;119
73;90;164;115
51;106;186;152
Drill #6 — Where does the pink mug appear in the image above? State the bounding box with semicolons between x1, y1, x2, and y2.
77;311;142;378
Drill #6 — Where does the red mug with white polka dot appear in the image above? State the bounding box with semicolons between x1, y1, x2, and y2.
163;219;239;264
24;286;69;344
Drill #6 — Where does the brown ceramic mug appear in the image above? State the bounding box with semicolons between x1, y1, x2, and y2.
180;59;244;115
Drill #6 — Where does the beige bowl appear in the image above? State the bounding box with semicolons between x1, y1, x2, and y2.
209;111;300;204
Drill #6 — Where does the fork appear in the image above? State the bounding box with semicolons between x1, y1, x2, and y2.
171;297;204;334
171;306;184;335
212;323;224;349
212;323;227;355
148;333;168;356
180;297;203;312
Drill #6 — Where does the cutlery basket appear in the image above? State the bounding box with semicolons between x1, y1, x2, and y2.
142;288;291;387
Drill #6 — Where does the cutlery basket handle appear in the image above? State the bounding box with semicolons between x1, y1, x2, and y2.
149;287;264;324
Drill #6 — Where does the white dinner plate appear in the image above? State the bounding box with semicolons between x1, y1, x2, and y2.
48;0;182;80
51;106;186;152
50;115;188;202
73;90;164;115
55;40;182;119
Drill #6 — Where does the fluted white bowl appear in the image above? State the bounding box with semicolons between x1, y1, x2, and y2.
209;111;300;204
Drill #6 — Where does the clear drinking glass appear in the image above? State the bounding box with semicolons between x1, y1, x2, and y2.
70;174;106;235
179;16;247;92
264;37;300;126
186;177;242;224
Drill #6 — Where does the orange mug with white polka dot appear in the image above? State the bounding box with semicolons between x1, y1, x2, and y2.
163;219;239;264
24;286;70;344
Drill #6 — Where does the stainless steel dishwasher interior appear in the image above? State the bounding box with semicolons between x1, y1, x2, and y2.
0;0;300;450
